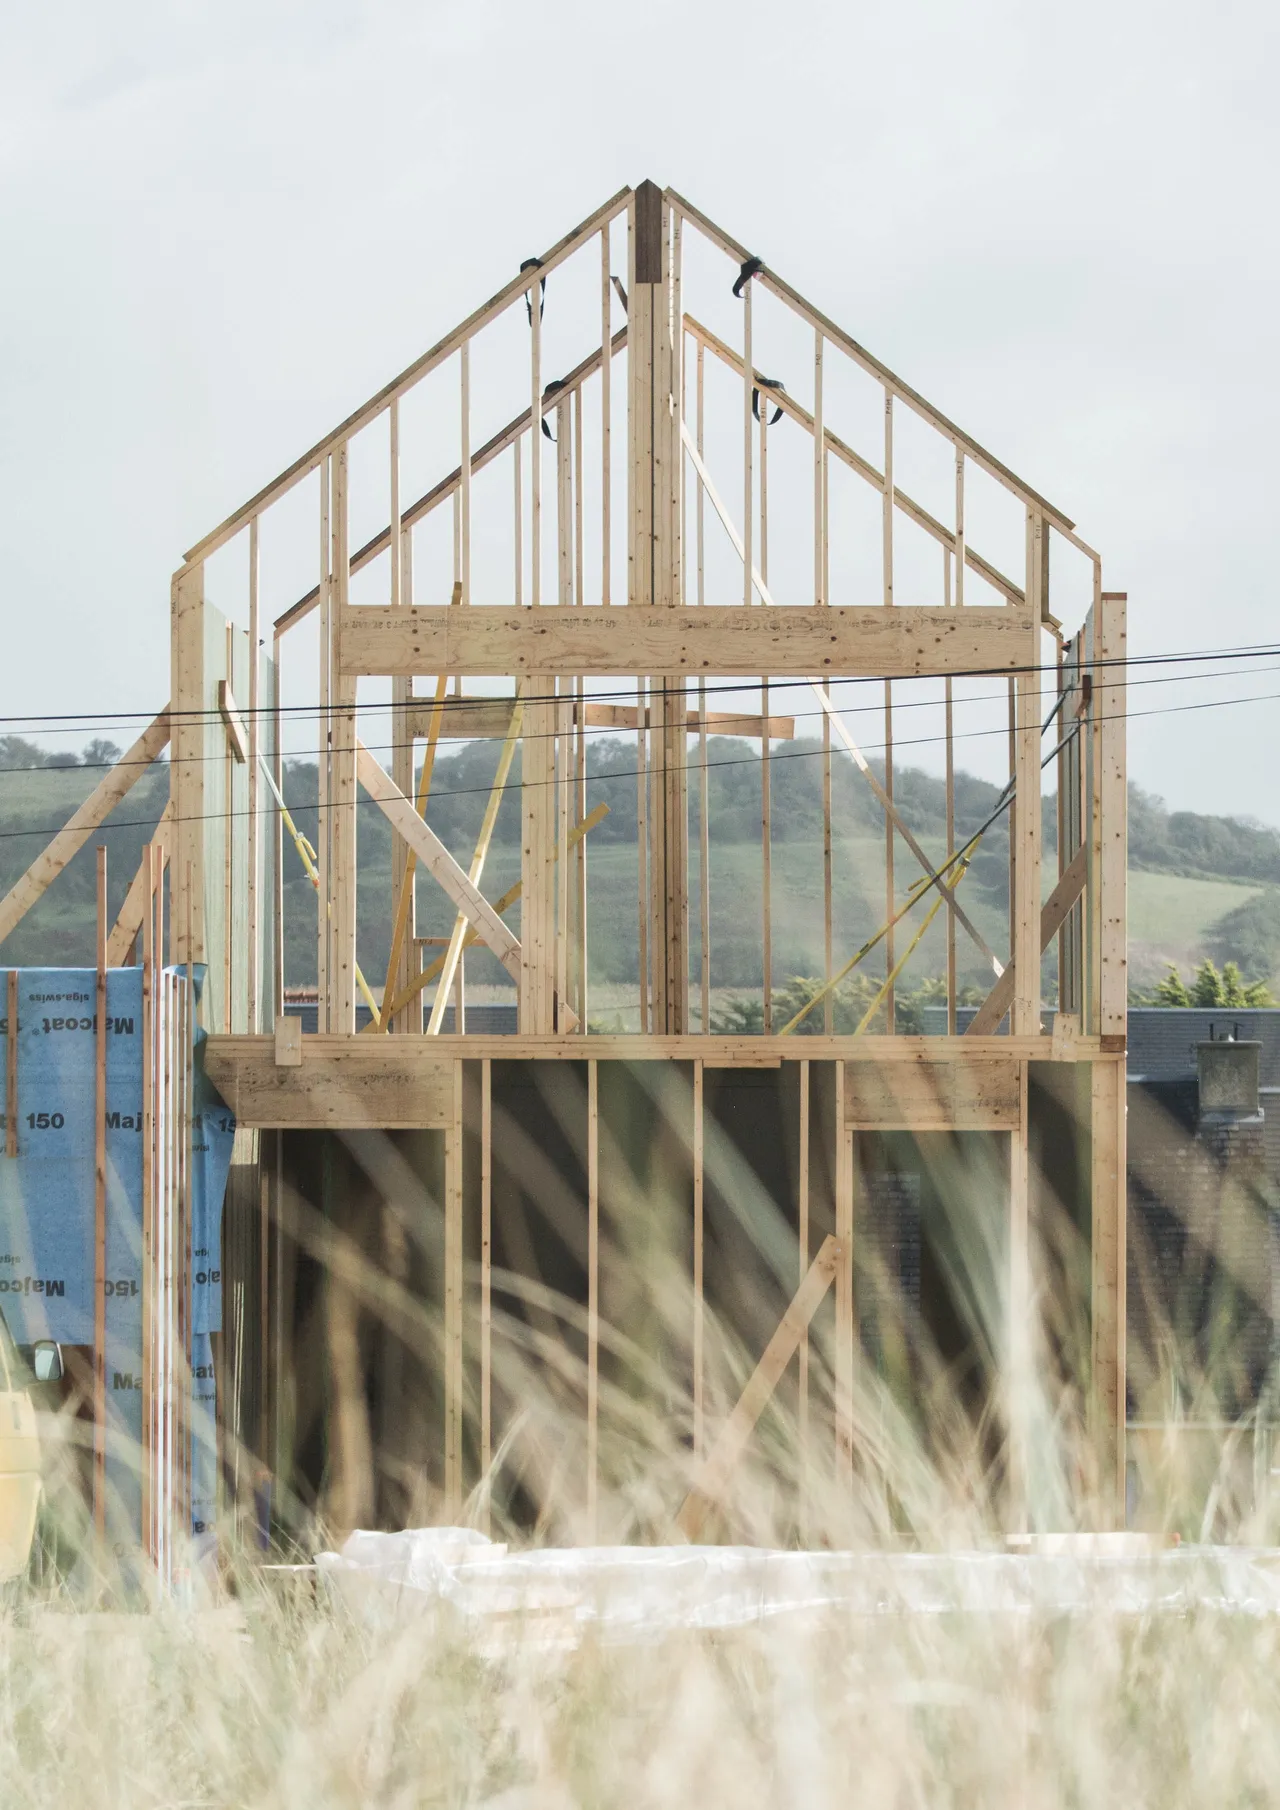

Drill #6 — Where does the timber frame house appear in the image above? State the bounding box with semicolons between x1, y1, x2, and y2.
0;182;1128;1537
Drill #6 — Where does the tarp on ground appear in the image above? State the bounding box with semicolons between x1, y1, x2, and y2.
0;967;234;1539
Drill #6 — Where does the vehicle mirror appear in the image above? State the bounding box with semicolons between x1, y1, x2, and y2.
31;1341;63;1385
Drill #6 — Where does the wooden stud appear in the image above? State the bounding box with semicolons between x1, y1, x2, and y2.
1012;516;1044;1037
636;682;649;1033
460;343;471;606
601;225;612;607
248;518;261;1033
944;554;957;1033
480;1056;492;1527
518;679;557;1032
94;846;108;1541
1008;1060;1031;1533
108;800;174;966
692;1056;704;1458
813;331;824;606
823;682;833;1035
381;674;448;1032
884;678;895;1032
834;1063;853;1484
427;692;524;1032
587;1057;599;1533
444;1060;463;1515
514;437;523;608
330;446;358;1035
1098;592;1128;1036
317;459;332;1026
797;1059;810;1487
742;273;753;607
1091;1055;1126;1517
530;264;542;607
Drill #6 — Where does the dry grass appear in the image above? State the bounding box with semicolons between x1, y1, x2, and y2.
4;1077;1277;1808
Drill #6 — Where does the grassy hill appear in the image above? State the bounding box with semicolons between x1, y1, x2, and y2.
2;731;1277;1004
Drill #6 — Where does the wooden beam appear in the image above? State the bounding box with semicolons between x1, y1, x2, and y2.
844;1056;1021;1130
964;845;1088;1037
354;740;521;981
404;697;796;742
0;709;170;949
106;803;174;966
203;1038;457;1128
207;1029;1108;1110
339;603;1030;679
676;1234;841;1540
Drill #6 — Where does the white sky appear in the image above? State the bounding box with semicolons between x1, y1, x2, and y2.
2;1;1277;818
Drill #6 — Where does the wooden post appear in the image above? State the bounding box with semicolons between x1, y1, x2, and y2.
629;180;687;1032
93;846;108;1541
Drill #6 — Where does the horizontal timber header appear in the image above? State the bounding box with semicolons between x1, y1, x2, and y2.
338;604;1034;679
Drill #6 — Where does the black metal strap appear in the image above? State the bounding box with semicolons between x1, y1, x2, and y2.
521;257;546;322
540;377;566;441
733;255;764;299
752;379;785;426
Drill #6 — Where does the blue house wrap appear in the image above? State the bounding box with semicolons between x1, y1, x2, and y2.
0;966;235;1539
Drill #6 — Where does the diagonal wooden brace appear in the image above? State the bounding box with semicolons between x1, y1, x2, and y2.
964;845;1088;1036
355;740;522;983
676;1234;841;1541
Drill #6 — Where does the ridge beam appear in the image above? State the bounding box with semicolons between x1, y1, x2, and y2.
338;603;1031;679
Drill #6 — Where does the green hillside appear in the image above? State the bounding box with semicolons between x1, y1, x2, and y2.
2;731;1278;1004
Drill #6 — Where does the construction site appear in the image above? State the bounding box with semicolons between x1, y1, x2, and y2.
0;180;1130;1563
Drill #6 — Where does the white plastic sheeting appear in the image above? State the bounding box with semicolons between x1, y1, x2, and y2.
315;1529;1280;1644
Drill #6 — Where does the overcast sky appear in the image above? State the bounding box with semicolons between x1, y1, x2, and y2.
2;1;1277;818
